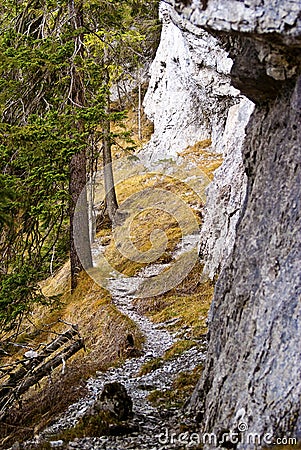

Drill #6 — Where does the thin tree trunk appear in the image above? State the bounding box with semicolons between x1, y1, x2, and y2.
69;0;92;291
102;64;118;223
70;151;92;291
138;74;142;140
87;174;95;244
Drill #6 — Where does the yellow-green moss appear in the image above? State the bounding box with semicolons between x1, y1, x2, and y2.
164;339;196;360
138;357;163;376
147;365;203;409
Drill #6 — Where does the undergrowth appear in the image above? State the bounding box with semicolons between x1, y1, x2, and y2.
0;121;220;448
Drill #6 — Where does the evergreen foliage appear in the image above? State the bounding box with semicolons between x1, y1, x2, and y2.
0;0;160;332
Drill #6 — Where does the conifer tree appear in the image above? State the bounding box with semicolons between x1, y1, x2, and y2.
0;0;160;329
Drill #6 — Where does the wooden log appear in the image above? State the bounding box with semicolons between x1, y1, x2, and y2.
0;326;83;416
0;327;79;397
0;338;84;419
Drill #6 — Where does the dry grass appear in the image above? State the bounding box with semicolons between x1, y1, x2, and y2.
137;263;213;377
164;339;197;359
111;102;154;157
103;172;202;277
134;262;214;339
0;272;143;448
179;140;223;180
0;103;223;447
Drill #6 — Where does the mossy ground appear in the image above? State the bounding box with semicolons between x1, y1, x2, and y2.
147;365;203;410
48;409;129;442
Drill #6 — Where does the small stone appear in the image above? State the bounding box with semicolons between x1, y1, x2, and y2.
266;66;286;81
50;441;64;448
24;349;39;359
11;443;20;450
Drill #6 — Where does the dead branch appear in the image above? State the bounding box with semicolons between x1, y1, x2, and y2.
0;325;84;420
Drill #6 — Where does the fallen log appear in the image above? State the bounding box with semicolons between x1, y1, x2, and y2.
0;327;80;397
0;325;84;419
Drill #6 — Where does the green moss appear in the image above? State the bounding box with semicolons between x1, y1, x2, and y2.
164;339;196;360
138;340;199;377
138;357;163;376
33;410;125;449
58;410;116;439
147;365;203;409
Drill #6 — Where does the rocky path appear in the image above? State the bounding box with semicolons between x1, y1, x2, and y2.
30;241;206;450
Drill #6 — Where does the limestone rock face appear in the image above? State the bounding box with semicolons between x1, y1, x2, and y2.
172;0;301;104
171;0;301;446
193;81;301;447
141;2;240;163
200;98;254;279
174;0;301;46
142;2;253;280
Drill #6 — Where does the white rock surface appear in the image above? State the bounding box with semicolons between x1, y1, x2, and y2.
141;1;254;278
200;97;255;279
173;0;301;47
140;1;240;164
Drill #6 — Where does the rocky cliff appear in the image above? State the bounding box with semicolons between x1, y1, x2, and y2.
200;97;254;278
142;2;254;279
170;0;301;447
142;2;238;163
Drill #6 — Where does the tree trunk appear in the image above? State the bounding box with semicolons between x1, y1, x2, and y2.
69;0;92;291
103;66;118;223
103;116;118;223
138;69;142;141
70;151;92;291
